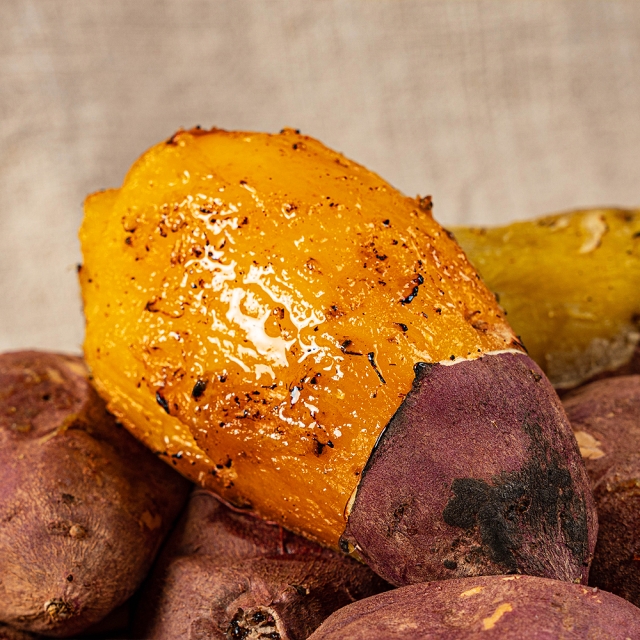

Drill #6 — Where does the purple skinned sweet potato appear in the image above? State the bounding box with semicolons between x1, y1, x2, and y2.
307;574;640;639
341;352;597;586
134;489;389;640
0;351;190;637
563;375;640;606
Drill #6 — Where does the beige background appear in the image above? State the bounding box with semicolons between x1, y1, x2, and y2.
1;0;639;354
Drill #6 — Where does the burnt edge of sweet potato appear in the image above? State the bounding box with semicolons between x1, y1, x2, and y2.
340;352;595;586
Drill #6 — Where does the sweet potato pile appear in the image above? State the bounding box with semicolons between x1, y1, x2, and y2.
1;129;639;638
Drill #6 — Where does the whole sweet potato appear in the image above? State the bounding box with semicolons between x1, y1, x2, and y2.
563;375;640;606
0;351;190;637
134;489;389;640
308;574;640;639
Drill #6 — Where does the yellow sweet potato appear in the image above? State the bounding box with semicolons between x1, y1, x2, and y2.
453;209;640;389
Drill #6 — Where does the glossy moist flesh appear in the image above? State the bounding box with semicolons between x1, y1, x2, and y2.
79;128;520;547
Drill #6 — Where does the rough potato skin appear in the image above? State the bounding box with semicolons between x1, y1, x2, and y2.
307;574;640;639
0;625;38;640
563;375;640;606
342;352;597;586
0;351;190;637
134;489;389;640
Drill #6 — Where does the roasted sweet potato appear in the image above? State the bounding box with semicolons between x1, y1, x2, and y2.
79;128;596;586
563;375;640;606
134;489;389;639
0;351;190;637
307;574;640;639
453;209;640;389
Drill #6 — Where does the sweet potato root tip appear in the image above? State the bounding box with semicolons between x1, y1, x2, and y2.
134;490;389;640
342;352;596;586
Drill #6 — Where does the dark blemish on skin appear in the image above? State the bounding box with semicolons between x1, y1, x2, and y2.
192;379;207;399
443;560;457;570
156;391;170;414
413;362;434;380
442;418;590;573
367;352;386;384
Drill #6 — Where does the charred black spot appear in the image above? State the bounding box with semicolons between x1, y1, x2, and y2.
442;418;589;573
367;352;386;384
418;195;433;211
192;379;207;399
395;323;408;332
156;391;170;414
341;339;363;356
443;559;457;570
400;286;419;305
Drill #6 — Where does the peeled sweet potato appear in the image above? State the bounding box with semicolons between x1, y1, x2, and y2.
0;351;190;637
563;375;640;606
307;574;640;639
79;127;596;586
134;488;389;639
453;209;640;389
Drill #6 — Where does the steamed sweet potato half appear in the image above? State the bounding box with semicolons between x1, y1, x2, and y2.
307;575;640;639
79;128;596;585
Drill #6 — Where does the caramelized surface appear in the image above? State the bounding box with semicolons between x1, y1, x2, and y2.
80;128;518;546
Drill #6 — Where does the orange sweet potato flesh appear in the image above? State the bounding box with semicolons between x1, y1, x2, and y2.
79;128;520;548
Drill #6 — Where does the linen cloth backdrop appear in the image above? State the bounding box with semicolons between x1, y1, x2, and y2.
1;0;639;353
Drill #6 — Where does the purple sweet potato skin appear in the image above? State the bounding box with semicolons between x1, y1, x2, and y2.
134;489;389;640
0;625;38;640
342;352;597;586
0;351;190;637
308;574;640;639
563;375;640;606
